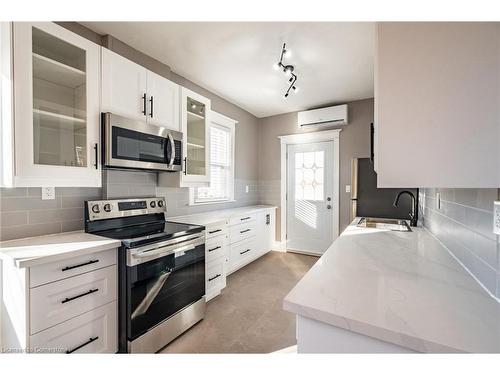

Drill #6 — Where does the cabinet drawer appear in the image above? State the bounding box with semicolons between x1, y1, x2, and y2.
29;301;117;354
205;221;228;239
30;265;117;334
230;221;256;243
206;235;227;263
229;213;256;226
30;249;117;288
230;238;256;268
206;259;226;297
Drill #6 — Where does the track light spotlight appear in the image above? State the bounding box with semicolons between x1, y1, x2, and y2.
292;86;298;93
274;43;299;98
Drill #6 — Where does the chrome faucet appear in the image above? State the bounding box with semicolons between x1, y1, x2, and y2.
393;190;418;227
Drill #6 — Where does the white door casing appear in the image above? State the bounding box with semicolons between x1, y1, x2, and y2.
287;141;335;254
279;130;341;254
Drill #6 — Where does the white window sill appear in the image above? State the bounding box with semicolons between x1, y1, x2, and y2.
188;199;236;207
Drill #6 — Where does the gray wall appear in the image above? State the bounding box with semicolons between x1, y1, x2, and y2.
420;188;500;298
258;98;374;236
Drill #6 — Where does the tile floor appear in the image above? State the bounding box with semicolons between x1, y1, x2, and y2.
160;251;318;353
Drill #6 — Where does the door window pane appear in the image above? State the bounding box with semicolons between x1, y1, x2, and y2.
294;151;325;201
32;27;87;167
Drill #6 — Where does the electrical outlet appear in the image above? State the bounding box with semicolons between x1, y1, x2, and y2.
245;185;249;193
436;192;441;210
345;185;351;193
42;187;55;200
494;201;500;235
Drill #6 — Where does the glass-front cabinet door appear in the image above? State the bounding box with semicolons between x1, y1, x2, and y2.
180;87;211;185
12;22;100;187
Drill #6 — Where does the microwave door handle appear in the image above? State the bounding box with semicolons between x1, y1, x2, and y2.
131;270;171;320
168;133;175;167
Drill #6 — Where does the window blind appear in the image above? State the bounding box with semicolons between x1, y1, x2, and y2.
194;124;232;202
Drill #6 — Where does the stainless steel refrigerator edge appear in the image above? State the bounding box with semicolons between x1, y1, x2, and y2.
350;158;417;222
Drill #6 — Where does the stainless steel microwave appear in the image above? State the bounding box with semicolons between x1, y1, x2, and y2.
102;112;182;172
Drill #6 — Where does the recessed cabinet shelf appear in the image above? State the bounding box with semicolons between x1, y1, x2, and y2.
187;142;205;149
32;53;86;89
187;111;205;121
33;108;86;129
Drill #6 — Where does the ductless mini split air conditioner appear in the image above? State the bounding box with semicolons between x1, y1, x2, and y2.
297;104;348;128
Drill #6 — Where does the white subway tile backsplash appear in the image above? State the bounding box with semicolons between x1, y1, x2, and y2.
422;188;500;299
0;187;101;241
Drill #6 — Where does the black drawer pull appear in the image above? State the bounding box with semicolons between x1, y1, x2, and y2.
208;229;222;235
239;249;251;255
240;217;251;221
62;259;99;272
208;274;221;282
62;288;99;304
240;229;251;234
208;246;221;252
66;336;99;354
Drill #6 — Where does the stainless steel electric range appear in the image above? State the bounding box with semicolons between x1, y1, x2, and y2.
84;197;206;353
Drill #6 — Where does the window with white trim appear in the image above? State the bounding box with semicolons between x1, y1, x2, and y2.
190;112;235;204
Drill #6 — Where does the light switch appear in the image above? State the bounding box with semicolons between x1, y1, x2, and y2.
245;185;249;193
493;201;500;235
345;185;351;193
42;187;55;200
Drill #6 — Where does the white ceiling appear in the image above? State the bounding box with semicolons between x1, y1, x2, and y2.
82;22;375;118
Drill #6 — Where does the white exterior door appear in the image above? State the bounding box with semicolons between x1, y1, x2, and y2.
146;70;180;130
286;141;335;254
101;48;147;121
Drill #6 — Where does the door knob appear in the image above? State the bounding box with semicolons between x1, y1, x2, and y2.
327;204;332;209
327;197;331;201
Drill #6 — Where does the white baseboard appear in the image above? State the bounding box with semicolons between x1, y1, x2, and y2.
271;241;287;252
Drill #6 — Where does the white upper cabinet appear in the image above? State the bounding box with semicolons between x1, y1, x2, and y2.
375;22;500;188
101;48;180;131
9;22;101;187
101;48;147;121
146;70;180;130
180;87;211;185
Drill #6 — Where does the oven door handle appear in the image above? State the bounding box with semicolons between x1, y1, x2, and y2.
131;269;172;320
167;133;175;167
129;238;203;266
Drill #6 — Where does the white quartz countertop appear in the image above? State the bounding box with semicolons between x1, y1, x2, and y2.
169;205;277;226
0;231;121;268
283;219;500;353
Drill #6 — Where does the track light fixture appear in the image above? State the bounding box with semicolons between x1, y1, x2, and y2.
273;43;299;98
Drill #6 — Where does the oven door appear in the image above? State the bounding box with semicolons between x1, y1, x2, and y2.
103;112;182;171
126;241;205;341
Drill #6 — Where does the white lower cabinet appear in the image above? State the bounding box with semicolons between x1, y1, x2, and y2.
176;207;276;302
256;209;276;254
30;301;117;354
1;248;118;353
30;265;117;334
229;237;257;273
206;260;227;301
205;228;228;302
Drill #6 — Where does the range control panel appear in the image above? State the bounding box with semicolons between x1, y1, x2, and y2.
86;197;166;221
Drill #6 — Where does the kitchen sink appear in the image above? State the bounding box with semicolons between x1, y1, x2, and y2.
357;217;412;232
